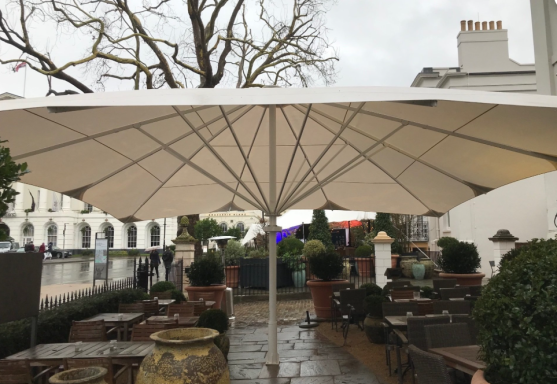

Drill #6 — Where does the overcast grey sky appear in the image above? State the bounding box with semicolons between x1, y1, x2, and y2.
0;0;534;98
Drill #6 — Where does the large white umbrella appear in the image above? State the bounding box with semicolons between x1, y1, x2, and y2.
2;86;557;364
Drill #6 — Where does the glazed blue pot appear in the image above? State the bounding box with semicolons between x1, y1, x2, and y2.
412;263;426;280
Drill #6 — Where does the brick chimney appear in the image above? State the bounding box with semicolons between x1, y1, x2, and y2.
457;20;515;72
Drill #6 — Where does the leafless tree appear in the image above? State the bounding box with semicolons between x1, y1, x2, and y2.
0;0;338;95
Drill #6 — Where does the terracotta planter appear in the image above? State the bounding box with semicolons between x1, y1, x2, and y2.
364;315;384;344
355;257;373;277
307;279;349;319
50;367;108;384
391;254;400;268
137;328;229;384
185;284;227;308
439;272;486;286
471;370;489;384
225;266;239;288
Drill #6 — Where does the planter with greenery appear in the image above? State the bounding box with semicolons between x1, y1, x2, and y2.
150;281;186;303
196;309;230;359
438;240;484;286
474;238;557;384
223;240;244;288
363;294;389;344
185;256;226;308
354;245;373;278
303;239;326;280
282;251;305;288
359;282;383;297
306;250;347;318
278;236;304;257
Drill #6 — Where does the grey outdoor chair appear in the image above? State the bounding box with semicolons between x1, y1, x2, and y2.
408;344;455;384
432;300;471;315
468;285;483;296
335;288;366;345
424;323;473;350
451;315;479;344
432;278;457;299
439;287;470;300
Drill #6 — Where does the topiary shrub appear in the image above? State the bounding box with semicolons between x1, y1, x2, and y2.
281;252;304;271
308;250;344;281
277;236;304;257
438;241;481;274
474;238;557;384
150;281;176;292
359;283;382;297
437;236;459;249
364;295;389;318
247;248;268;259
170;289;187;303
224;240;244;266
187;256;225;286
303;239;325;258
197;309;229;334
355;245;372;258
499;246;526;269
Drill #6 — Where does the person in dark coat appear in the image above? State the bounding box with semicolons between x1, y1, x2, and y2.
162;246;174;282
149;249;161;279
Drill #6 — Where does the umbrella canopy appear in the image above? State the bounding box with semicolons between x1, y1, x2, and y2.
145;245;162;252
3;86;557;365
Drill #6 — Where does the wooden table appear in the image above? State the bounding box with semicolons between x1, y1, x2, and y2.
384;315;412;328
158;299;175;306
82;313;144;341
5;341;154;366
449;298;465;301
429;345;486;376
144;316;198;327
393;298;432;303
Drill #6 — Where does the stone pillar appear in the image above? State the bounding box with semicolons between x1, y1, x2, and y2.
488;229;518;271
373;231;394;288
61;194;72;211
172;216;197;291
38;188;48;212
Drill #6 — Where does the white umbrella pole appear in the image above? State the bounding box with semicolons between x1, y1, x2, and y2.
266;104;280;365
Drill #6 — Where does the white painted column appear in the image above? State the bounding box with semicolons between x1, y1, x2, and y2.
530;0;557;95
38;188;48;212
266;104;280;366
373;231;394;288
488;229;518;271
14;182;25;211
62;194;72;211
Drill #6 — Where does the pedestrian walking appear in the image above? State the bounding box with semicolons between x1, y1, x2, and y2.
29;241;35;252
39;243;45;253
149;248;161;279
162;246;174;282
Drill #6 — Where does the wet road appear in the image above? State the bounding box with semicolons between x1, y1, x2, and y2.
41;257;136;286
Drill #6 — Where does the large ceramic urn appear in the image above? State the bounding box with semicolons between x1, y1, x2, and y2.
137;328;230;384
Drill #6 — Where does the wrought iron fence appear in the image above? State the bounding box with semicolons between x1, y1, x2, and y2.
39;277;135;311
230;256;376;297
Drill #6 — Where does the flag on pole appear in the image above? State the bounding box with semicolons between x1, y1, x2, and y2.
14;62;26;72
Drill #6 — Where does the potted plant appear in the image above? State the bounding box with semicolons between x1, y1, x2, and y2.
196;308;230;360
363;294;389;344
281;251;305;288
150;281;186;303
223;240;243;288
303;239;326;280
438;240;484;286
306;250;347;318
239;248;290;289
185;256;226;308
354;245;373;278
473;239;557;384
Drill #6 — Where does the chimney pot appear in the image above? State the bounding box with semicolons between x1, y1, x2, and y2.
489;21;495;30
467;20;473;31
482;21;488;30
497;20;502;30
475;22;480;31
460;20;466;31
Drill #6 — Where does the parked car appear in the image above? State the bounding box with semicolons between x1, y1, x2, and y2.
50;246;71;259
0;241;12;253
16;247;25;253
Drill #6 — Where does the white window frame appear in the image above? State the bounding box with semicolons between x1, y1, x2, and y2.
22;224;34;244
150;225;160;247
47;224;57;246
220;222;228;233
81;225;91;248
236;222;245;234
127;225;137;248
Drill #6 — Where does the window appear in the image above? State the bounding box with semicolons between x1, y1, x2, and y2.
236;222;245;234
81;226;91;248
85;203;93;213
22;224;34;244
150;225;160;247
127;226;137;248
104;225;114;248
219;222;228;233
47;224;57;246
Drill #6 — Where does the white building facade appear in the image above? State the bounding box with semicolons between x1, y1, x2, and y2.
412;20;557;275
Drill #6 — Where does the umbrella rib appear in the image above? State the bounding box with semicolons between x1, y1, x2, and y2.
172;106;269;212
13;106;214;161
218;106;271;211
279;102;366;211
327;103;557;164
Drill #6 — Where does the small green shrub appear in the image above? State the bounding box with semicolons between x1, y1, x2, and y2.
364;295;389;318
197;309;229;334
359;283;382;297
438;241;481;274
224;240;244;266
247;248;268;259
499;246;526;269
437;236;459;249
150;281;176;293
308;250;344;281
355;245;372;258
127;249;140;256
79;250;93;256
277;236;304;257
303;240;325;258
281;252;304;271
187;256;224;286
420;286;434;299
170;289;186;303
475;238;557;384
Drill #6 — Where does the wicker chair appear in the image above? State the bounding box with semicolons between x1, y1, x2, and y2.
425;323;473;350
451;315;478;344
64;358;128;384
0;360;33;384
439;287;470;300
331;286;355;331
335;288;366;344
432;300;471;315
149;291;172;300
432;279;457;299
137;300;159;317
384;281;411;291
408;345;455;384
118;303;145;314
146;317;179;325
131;324;168;341
68;320;108;342
391;289;415;301
167;303;200;317
468;285;483;296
